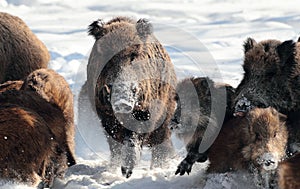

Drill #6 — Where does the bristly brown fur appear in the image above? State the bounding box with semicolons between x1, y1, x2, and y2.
173;76;235;175
174;77;235;149
0;69;75;186
234;37;300;113
235;37;300;113
21;68;76;166
88;19;106;40
233;37;300;162
0;93;65;187
278;153;300;189
136;19;153;40
85;16;177;176
208;107;288;173
0;80;23;93
0;12;49;83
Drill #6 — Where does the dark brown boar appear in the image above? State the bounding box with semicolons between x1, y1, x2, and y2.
233;37;300;115
208;107;288;188
174;77;235;175
0;97;65;187
21;68;76;166
85;17;177;178
0;68;76;187
233;37;300;156
0;69;76;169
0;12;50;83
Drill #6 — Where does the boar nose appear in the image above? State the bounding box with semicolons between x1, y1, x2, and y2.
264;159;275;167
234;96;252;116
260;153;278;171
113;101;134;114
132;109;151;121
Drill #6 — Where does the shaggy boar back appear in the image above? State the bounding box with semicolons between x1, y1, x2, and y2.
0;12;50;83
21;68;76;166
0;98;64;187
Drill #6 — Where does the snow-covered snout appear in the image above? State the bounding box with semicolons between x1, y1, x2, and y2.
111;81;140;114
242;107;288;171
111;80;151;122
257;153;278;171
233;93;269;117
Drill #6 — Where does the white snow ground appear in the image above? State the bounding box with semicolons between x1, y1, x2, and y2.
0;0;300;188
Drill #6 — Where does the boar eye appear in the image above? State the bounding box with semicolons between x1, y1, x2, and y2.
132;88;137;93
255;132;262;140
130;52;138;61
273;132;277;138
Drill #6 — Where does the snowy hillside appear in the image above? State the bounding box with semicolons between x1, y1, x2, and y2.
0;0;300;188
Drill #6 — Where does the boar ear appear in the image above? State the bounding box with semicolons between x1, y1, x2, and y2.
103;84;111;94
278;112;287;122
277;40;295;65
100;84;111;103
136;19;153;40
297;37;300;42
174;92;180;102
269;107;287;122
88;19;107;40
200;77;210;89
243;38;257;53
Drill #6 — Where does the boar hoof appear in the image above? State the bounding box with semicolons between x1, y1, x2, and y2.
121;166;133;178
175;159;192;176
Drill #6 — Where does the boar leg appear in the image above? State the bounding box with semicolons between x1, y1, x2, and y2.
176;123;208;175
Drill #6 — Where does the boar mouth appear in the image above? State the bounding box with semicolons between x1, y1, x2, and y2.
132;109;151;121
